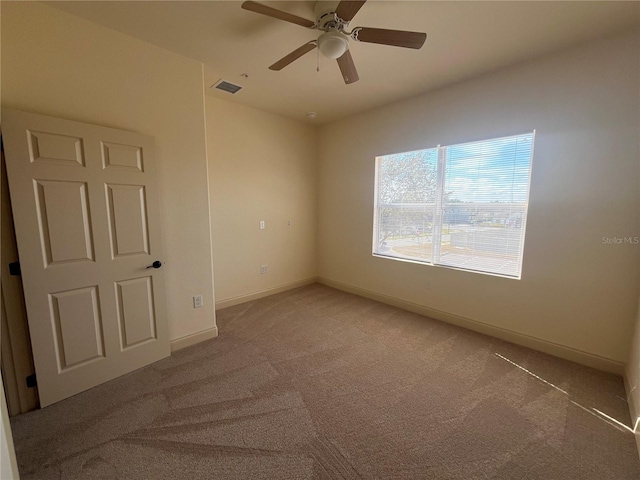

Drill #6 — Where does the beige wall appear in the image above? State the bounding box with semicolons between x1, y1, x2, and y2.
206;97;317;306
318;29;640;366
1;2;216;341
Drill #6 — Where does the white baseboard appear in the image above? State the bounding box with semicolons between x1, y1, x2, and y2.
215;277;318;310
170;326;218;352
318;277;625;375
623;373;640;459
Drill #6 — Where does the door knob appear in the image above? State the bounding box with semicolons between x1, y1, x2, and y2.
146;260;162;269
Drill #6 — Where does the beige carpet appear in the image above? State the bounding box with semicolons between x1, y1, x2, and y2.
10;283;640;479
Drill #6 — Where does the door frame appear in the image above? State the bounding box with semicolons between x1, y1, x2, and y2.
0;140;38;416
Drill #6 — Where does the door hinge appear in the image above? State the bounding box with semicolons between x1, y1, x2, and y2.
26;374;37;389
8;261;21;276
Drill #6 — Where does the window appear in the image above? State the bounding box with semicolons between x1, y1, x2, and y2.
373;132;535;278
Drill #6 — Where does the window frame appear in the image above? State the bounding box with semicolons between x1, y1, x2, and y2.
372;132;535;279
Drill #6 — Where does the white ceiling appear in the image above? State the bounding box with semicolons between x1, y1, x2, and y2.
50;1;640;125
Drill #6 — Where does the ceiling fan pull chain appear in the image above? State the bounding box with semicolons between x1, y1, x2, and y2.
317;43;320;72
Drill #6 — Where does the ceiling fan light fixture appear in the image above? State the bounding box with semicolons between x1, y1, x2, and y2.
318;30;349;59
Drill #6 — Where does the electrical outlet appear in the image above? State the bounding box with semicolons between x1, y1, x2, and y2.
259;220;265;230
260;265;268;274
193;295;203;308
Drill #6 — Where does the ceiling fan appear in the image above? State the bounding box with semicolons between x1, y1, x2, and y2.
241;0;427;84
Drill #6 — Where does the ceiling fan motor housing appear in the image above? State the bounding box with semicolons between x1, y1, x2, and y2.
315;1;344;28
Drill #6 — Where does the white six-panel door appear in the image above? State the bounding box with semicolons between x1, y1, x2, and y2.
2;109;169;407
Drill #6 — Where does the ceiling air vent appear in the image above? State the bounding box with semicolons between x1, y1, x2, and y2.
211;79;242;94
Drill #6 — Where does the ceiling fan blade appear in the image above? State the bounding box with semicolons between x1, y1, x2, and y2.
335;1;367;22
352;27;427;49
241;1;316;28
269;42;317;71
337;49;359;84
